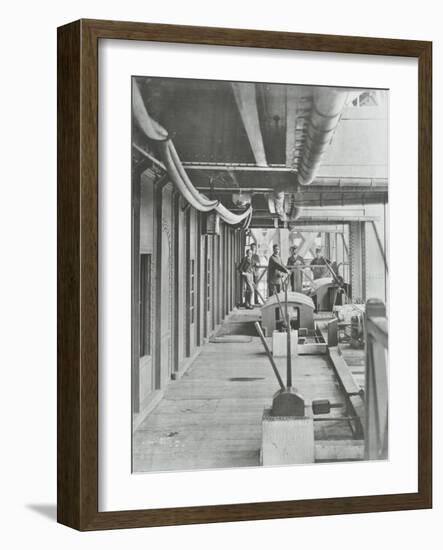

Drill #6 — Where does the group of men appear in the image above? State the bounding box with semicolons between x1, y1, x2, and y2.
238;243;329;309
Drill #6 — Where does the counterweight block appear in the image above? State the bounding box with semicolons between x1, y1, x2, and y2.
271;388;305;417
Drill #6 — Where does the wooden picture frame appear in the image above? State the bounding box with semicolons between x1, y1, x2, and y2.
57;19;432;530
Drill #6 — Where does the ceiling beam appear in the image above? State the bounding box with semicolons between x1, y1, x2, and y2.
231;83;268;167
289;225;347;233
249;216;379;228
196;189;388;208
196;186;388;194
183;162;290;172
251;215;379;221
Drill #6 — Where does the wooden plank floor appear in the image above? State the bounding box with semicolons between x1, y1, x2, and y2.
133;308;356;473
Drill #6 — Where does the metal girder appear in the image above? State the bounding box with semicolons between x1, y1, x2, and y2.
294;233;318;257
370;220;389;274
349;222;363;302
289;225;346;233
196;185;387;195
252;212;379;221
183;163;292;172
195;187;388;211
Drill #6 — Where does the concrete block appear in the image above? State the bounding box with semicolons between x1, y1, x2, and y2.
272;330;298;357
261;408;314;466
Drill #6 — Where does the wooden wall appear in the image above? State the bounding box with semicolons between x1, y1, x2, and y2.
133;168;244;421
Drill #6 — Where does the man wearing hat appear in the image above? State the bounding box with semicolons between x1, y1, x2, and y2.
268;244;289;296
310;247;329;279
238;248;255;309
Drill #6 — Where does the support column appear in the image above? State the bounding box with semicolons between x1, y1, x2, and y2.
349;222;364;302
364;205;387;303
153;181;164;390
324;232;331;260
131;164;142;414
278;227;290;261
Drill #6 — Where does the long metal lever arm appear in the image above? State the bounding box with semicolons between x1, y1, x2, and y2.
254;322;286;391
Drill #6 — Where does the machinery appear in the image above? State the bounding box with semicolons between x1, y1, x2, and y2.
261;291;315;336
255;276;305;417
333;304;365;348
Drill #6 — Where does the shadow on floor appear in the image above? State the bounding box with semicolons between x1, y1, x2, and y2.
26;503;57;522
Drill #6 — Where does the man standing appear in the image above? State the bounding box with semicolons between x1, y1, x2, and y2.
310;247;329;280
287;246;305;292
250;243;261;305
238;248;255;309
268;244;289;296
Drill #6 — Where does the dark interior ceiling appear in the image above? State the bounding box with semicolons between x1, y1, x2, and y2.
134;76;388;222
136;77;255;164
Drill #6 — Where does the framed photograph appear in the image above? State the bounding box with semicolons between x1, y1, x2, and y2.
57;19;432;530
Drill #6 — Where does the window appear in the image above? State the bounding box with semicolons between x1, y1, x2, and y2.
351;91;379;107
140;254;151;356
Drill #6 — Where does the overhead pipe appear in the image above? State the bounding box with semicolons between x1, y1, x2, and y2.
133;82;169;141
160;142;218;212
165;140;218;209
133;81;252;226
272;191;287;222
288;196;302;222
268;190;302;224
297;89;349;186
161;141;252;225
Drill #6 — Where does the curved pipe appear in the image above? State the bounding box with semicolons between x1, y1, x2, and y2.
161;141;217;212
133;82;169;141
272;191;287;221
166;141;218;209
161;140;252;225
134;80;252;225
216;202;252;226
288;201;302;221
268;191;302;224
297;89;348;186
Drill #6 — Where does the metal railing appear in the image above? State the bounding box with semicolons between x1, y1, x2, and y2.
244;262;349;303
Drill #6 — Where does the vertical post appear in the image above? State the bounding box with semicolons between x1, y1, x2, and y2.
361;221;367;302
185;207;191;356
349;221;363;301
154;181;163;390
364;299;388;460
131;163;142;414
173;192;180;372
279;228;290;262
285;277;292;388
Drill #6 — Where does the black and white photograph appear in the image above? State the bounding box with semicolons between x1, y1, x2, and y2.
2;0;437;542
131;76;389;473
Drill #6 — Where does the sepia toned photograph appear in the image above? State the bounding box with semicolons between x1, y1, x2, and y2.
131;76;389;473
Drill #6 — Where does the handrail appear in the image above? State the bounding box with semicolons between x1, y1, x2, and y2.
364;298;389;460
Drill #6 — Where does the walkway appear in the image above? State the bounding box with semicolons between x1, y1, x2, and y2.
133;308;355;473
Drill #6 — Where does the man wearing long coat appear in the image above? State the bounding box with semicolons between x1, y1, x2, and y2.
238;248;255;309
268;244;289;296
